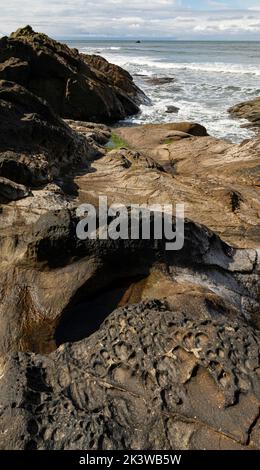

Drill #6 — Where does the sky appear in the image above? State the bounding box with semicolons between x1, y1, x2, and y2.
0;0;260;40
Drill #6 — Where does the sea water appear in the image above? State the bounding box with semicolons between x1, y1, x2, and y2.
66;40;260;143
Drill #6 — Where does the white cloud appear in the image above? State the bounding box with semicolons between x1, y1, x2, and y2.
0;1;260;39
207;1;229;8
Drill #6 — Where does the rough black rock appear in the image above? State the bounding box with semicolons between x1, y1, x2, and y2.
0;26;148;123
0;80;99;188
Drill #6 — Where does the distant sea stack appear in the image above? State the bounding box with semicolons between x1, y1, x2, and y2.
0;25;148;122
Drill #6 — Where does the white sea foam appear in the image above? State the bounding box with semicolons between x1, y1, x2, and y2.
77;41;260;143
81;46;121;53
103;55;260;76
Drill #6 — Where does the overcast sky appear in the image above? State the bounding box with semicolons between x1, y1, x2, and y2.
1;0;260;39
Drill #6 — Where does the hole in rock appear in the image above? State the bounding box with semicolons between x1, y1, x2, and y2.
55;275;147;346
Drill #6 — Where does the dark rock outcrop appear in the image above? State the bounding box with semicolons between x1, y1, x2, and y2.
81;54;149;106
229;97;260;131
0;80;103;188
0;26;147;122
0;177;30;202
166;105;180;114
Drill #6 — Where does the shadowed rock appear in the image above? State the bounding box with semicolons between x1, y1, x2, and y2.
0;26;148;122
0;80;106;189
0;177;31;202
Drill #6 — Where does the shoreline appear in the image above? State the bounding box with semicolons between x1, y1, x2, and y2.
74;38;259;143
0;26;259;451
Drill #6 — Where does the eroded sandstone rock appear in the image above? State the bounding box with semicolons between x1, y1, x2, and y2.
0;300;260;450
0;177;259;357
113;124;260;248
0;80;259;449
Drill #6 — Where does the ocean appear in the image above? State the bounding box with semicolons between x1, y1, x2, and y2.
66;40;260;143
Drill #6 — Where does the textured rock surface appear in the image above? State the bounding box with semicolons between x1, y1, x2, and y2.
0;80;259;449
0;177;31;202
0;121;259;356
114;124;260;248
0;191;259;355
0;26;147;122
81;54;149;106
0;300;260;450
0;80;106;189
229;97;260;131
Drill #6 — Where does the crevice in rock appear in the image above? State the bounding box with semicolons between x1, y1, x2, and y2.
55;275;147;347
230;191;242;213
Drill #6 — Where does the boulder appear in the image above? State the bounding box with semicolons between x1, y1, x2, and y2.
0;26;148;122
0;177;30;202
166;105;180;114
229;97;260;130
145;77;175;86
115;122;208;150
0;124;259;450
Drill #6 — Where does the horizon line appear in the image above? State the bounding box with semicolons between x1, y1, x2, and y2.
57;37;260;42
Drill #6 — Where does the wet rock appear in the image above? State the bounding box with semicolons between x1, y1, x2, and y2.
229;97;260;131
146;77;175;86
0;73;259;451
0;184;259;356
166;105;180;114
115;122;208;149
81;54;149;106
0;26;148;122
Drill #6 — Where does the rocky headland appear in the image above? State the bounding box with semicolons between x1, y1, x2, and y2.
0;27;259;450
0;26;148;122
